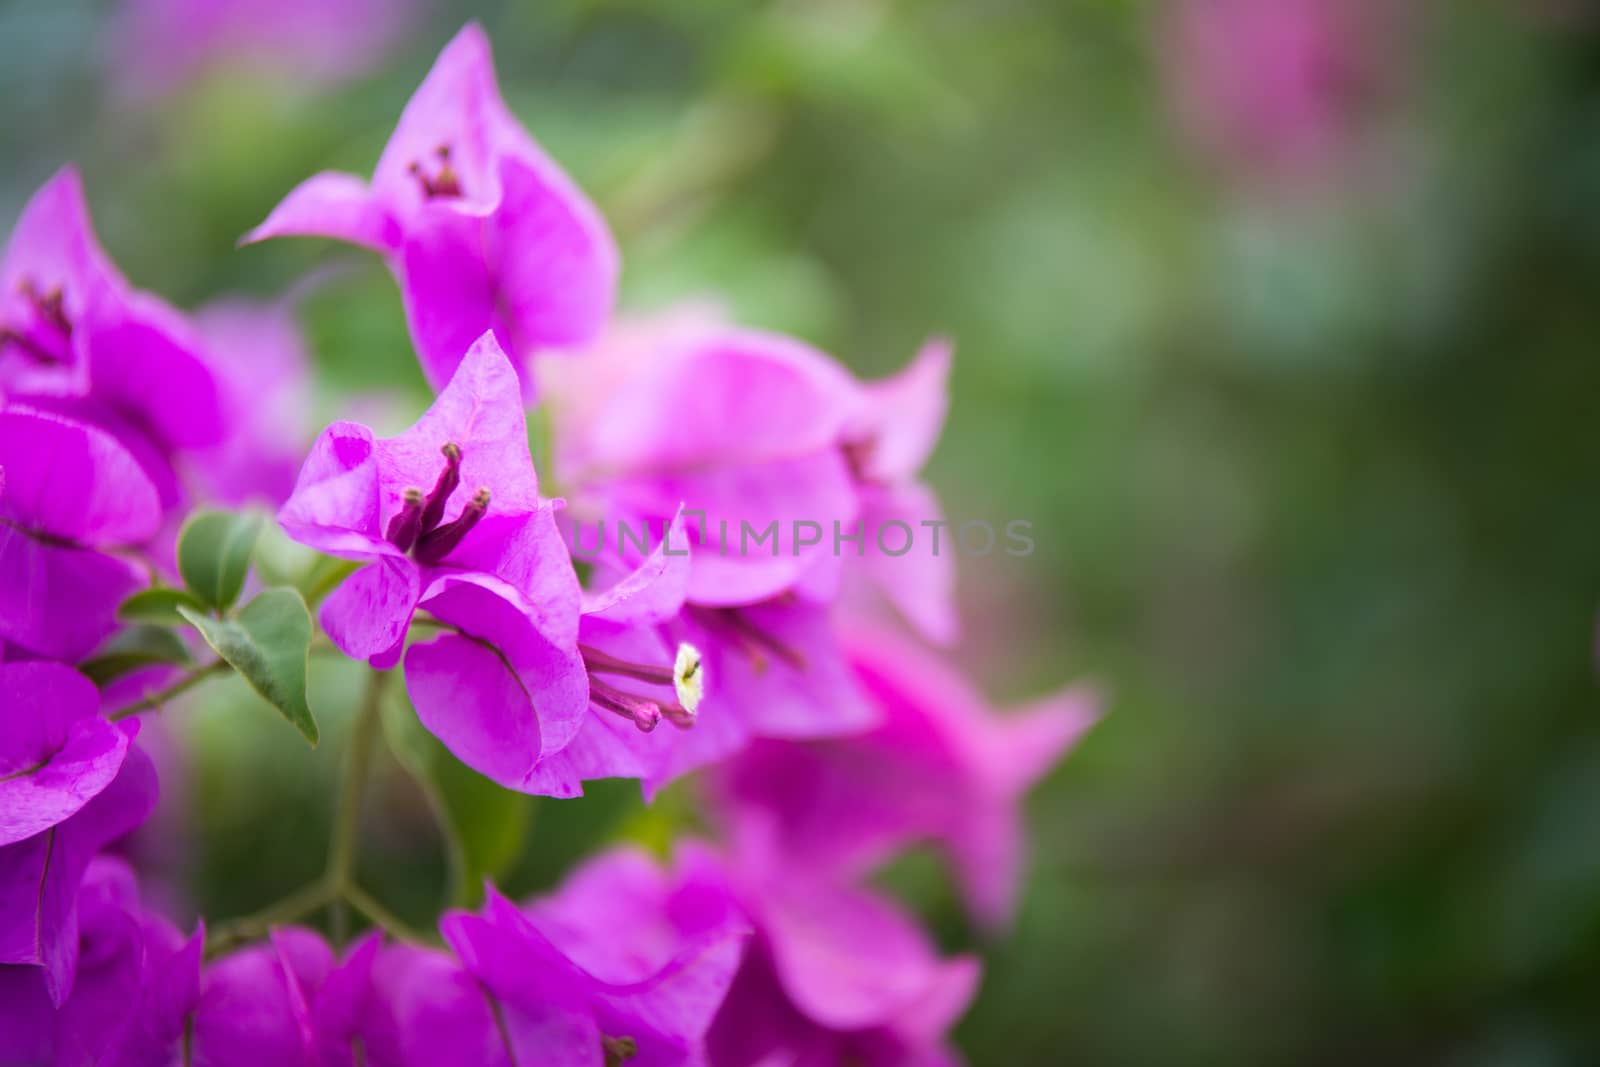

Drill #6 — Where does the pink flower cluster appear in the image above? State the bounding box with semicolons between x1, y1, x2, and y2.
0;23;1100;1066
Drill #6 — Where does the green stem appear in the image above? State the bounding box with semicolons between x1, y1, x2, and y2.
327;669;390;943
344;883;437;946
204;879;336;958
108;661;231;721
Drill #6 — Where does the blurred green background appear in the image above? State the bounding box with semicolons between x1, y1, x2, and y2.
7;0;1600;1063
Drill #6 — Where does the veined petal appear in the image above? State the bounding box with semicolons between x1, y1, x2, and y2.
0;526;148;662
376;332;541;511
85;292;227;450
319;556;421;663
419;570;589;758
483;153;618;352
404;633;545;795
0;663;125;847
0;407;161;545
278;420;389;557
397;212;501;392
0;732;157;1005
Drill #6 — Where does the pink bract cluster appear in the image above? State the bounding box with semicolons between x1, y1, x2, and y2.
0;23;1099;1066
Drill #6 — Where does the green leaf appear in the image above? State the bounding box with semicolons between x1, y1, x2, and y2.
118;587;209;627
381;695;534;907
79;625;193;685
179;589;317;744
177;510;264;611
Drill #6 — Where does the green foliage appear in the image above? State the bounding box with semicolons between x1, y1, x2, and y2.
180;590;318;745
118;587;209;628
79;625;192;685
177;510;264;611
381;693;536;908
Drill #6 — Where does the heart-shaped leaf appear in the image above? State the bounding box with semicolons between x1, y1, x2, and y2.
177;511;264;611
179;589;317;744
79;625;193;685
118;587;209;628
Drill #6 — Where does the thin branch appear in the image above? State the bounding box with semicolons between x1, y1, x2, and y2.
108;661;231;722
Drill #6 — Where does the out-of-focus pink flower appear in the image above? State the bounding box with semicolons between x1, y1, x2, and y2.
1160;0;1401;178
711;626;1101;930
0;855;201;1065
0;663;158;1005
529;844;976;1067
244;23;618;394
184;297;314;508
109;0;422;101
548;306;958;642
0;407;161;660
1;167;225;457
439;876;746;1067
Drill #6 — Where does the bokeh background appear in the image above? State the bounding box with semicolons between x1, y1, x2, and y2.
6;1;1600;1063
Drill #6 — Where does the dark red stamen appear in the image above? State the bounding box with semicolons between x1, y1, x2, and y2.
414;487;488;564
659;702;695;728
418;442;462;533
590;680;661;733
383;443;487;564
385;488;425;551
408;145;463;199
579;644;675;687
2;279;72;366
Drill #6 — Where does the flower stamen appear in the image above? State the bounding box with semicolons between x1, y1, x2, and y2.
581;643;704;731
385;488;425;551
408;144;464;199
414;487;488;564
384;443;488;563
602;1035;638;1067
590;680;662;733
1;278;72;365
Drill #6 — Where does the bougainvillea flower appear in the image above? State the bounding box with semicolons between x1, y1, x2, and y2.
0;167;225;450
551;308;957;643
550;317;861;607
0;406;161;659
184;296;314;507
0;855;201;1066
839;337;959;644
109;0;421;101
440;879;745;1067
533;844;975;1067
710;626;1101;929
243;22;618;392
708;880;979;1067
0;663;158;1004
279;332;586;791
